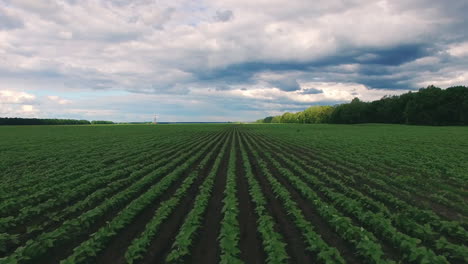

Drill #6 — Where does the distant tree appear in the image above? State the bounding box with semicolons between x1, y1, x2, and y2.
295;111;305;123
0;117;91;125
330;98;370;124
303;106;334;123
281;112;297;123
255;85;468;126
263;116;274;123
91;120;114;124
271;116;282;123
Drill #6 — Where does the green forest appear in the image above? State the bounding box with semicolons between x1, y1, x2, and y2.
257;85;468;125
0;118;114;125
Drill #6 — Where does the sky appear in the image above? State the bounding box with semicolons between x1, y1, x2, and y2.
0;0;467;122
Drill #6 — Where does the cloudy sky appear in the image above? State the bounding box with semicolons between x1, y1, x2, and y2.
1;0;467;122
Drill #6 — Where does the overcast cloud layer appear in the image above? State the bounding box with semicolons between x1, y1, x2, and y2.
1;0;467;122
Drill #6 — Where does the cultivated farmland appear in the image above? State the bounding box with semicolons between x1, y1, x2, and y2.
0;124;467;264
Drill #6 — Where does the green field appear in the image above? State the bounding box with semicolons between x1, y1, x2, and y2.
0;124;467;263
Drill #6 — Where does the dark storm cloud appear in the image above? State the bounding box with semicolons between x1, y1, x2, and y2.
215;10;233;22
355;77;413;90
269;78;301;91
300;88;323;94
191;42;437;90
354;44;432;66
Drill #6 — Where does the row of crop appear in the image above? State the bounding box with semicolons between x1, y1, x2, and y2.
1;131;227;263
0;132;211;236
244;132;461;263
3;135;159;188
0;126;222;197
241;133;392;264
370;150;467;197
252;129;460;203
0;133;139;197
352;134;467;190
1;131;211;215
236;132;289;264
0;131;218;257
0;137;118;188
285;136;467;241
0;132;201;218
270;147;468;262
123;131;226;264
248;131;468;261
0;127;213;200
164;132;232;263
239;134;345;263
63;131;231;264
251;130;468;241
0;159;152;256
0;150;117;212
362;184;468;241
261;131;468;215
323;187;465;263
217;131;242;264
3;131;209;219
252;125;465;190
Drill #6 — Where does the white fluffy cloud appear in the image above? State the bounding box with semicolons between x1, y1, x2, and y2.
0;90;37;116
0;0;467;121
0;90;35;103
448;42;468;57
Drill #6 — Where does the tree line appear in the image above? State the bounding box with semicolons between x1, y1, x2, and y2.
256;85;468;125
0;118;114;125
91;120;114;124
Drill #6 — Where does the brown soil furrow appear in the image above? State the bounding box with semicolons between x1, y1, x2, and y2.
239;132;314;264
257;132;465;221
187;132;233;263
96;132;229;264
234;130;266;264
140;130;232;264
245;131;400;262
37;131;228;264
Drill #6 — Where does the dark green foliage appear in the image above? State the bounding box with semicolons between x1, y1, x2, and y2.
259;85;468;125
258;106;333;124
257;116;274;123
91;120;114;124
0;124;466;263
330;98;370;124
0;117;91;125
